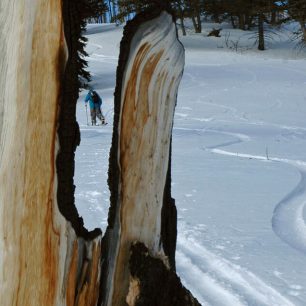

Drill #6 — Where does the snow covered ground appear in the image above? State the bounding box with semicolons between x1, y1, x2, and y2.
75;21;306;305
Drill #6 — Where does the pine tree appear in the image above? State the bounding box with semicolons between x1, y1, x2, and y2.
288;0;306;41
76;0;108;89
173;0;187;35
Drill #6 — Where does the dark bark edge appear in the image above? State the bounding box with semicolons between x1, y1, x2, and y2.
105;5;175;229
129;242;201;306
57;0;101;240
104;3;178;258
100;5;179;304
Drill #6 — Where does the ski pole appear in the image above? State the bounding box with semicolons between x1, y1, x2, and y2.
85;104;89;126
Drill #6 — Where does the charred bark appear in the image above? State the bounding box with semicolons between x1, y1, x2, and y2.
128;242;201;306
59;0;101;240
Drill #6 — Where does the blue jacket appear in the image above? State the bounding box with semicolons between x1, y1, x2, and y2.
85;90;102;109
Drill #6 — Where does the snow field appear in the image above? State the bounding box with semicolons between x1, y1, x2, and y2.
75;22;306;305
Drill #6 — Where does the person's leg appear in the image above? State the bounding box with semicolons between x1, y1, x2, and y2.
96;107;105;124
90;108;97;125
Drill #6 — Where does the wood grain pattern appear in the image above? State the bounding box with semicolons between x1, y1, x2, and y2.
102;11;185;306
0;2;102;306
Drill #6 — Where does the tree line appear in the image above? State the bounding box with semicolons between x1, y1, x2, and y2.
90;0;306;51
76;0;305;89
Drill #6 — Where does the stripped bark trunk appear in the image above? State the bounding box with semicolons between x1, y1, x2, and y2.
0;2;200;306
100;9;200;306
0;1;101;305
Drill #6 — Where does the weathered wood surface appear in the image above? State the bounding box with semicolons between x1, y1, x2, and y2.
0;1;101;306
101;10;189;306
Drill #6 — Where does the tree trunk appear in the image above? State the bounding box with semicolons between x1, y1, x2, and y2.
258;13;265;51
180;15;187;36
245;14;251;30
196;13;202;33
0;1;102;306
100;9;200;306
189;0;201;33
231;15;237;29
213;13;220;24
238;14;245;30
271;9;277;25
298;19;306;42
108;0;113;22
177;2;186;36
191;16;201;33
0;3;199;306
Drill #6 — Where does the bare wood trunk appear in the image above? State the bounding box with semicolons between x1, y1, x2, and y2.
100;9;199;306
0;1;101;305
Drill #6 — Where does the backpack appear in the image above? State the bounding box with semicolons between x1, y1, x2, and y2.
91;91;99;104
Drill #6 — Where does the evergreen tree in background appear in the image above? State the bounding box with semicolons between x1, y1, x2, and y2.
185;0;203;33
76;0;108;88
115;0;173;21
287;0;306;41
86;0;305;51
173;0;187;35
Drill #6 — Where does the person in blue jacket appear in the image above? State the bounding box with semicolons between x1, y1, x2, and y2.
84;90;106;125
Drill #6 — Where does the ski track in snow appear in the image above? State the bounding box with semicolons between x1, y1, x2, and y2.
174;124;305;305
87;42;118;63
78;24;306;306
205;134;306;255
176;227;295;306
178;88;306;256
175;109;306;303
